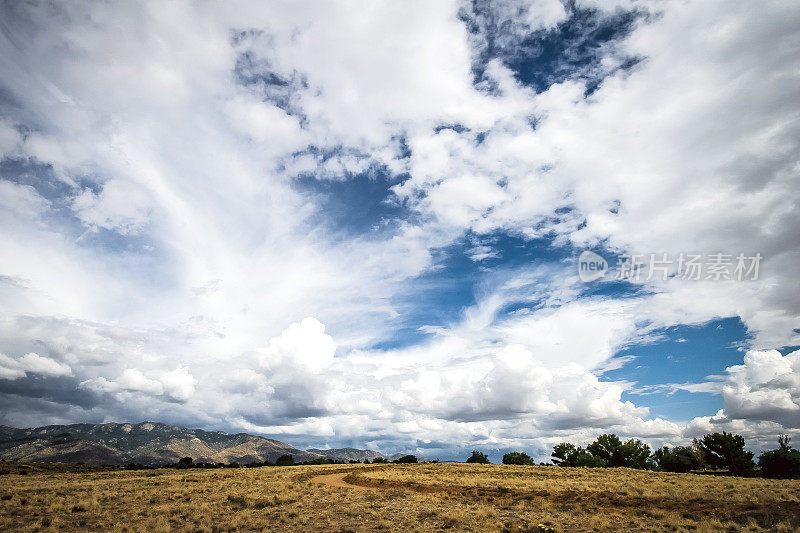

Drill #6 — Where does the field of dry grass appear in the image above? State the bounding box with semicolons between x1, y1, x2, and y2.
1;461;798;532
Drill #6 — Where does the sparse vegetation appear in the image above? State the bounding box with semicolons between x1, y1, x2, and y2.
0;461;798;531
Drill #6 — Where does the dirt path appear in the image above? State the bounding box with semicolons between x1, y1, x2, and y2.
309;471;372;490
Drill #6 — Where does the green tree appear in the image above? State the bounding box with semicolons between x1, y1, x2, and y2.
586;434;651;468
466;450;491;464
502;452;534;465
396;454;418;463
617;438;652;469
275;454;294;466
586;434;622;465
758;435;800;479
176;456;193;469
571;449;607;468
551;443;576;466
698;432;754;474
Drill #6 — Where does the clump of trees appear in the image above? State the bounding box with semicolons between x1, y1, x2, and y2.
466;451;491;464
758;435;800;479
589;435;651;469
395;454;418;463
653;442;704;473
549;431;785;476
552;435;650;468
503;452;534;465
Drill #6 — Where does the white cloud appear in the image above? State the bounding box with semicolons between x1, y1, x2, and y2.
0;352;72;380
0;181;50;221
224;94;306;153
0;354;27;380
0;118;22;156
72;180;153;234
79;366;196;403
259;317;336;370
160;366;197;402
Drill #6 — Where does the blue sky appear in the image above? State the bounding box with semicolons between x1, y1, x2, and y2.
0;0;799;461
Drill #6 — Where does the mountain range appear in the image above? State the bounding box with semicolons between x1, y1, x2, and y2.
0;422;331;466
306;447;387;462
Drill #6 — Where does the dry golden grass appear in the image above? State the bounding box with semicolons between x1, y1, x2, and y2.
0;462;798;532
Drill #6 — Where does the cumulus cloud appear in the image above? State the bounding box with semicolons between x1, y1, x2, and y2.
259;317;336;371
718;349;800;427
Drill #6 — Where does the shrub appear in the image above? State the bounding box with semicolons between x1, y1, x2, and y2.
396;454;418;463
466;451;491;464
759;435;800;479
502;452;534;465
501;523;555;533
226;495;247;509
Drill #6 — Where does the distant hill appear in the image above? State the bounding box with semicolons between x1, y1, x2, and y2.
306;447;386;462
0;422;320;466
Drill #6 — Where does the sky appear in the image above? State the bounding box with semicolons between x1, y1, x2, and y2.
0;0;798;462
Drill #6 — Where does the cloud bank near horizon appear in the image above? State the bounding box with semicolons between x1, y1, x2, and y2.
0;0;798;459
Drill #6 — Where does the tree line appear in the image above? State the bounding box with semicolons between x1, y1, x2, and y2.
166;453;420;469
465;432;800;479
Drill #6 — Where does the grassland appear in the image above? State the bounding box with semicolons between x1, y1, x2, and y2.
1;462;798;532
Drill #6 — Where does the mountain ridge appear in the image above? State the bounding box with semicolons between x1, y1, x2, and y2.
0;421;320;466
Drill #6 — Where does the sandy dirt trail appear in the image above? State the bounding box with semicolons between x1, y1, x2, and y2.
309;471;372;490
